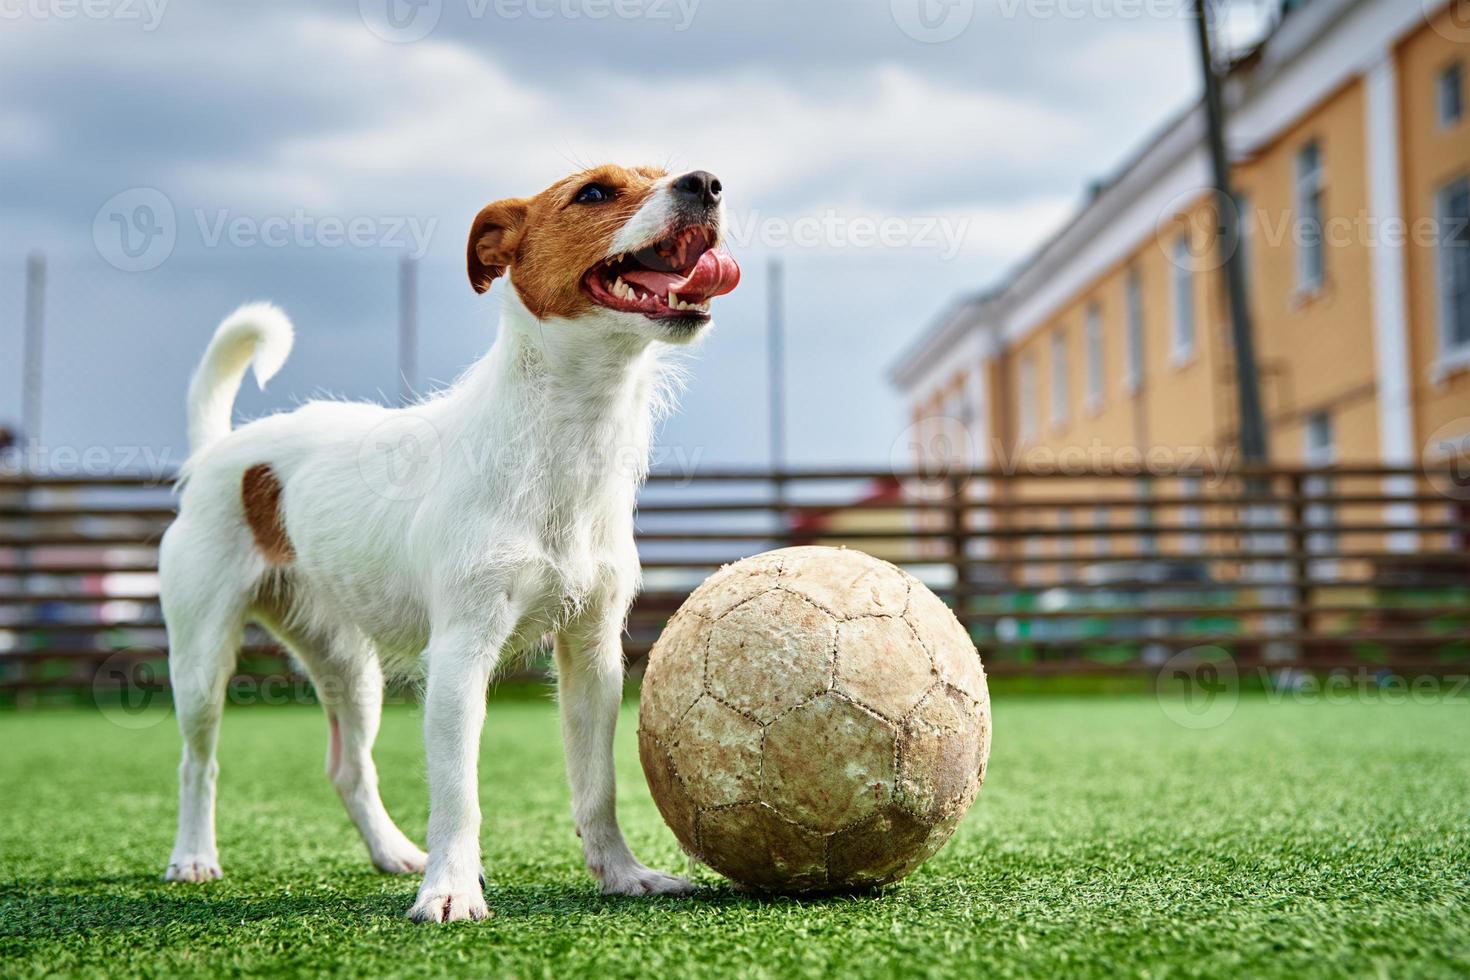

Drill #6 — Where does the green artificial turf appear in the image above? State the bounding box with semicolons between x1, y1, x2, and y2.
1;693;1467;978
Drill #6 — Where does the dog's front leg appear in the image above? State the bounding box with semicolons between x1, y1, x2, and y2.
555;609;692;897
409;626;504;923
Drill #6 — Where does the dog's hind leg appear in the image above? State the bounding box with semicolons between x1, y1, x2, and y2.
311;645;427;875
252;603;426;875
160;529;249;883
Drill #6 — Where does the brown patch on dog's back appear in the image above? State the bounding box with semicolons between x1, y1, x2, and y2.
242;463;295;565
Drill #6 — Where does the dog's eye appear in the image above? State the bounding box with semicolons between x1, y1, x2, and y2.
574;183;614;205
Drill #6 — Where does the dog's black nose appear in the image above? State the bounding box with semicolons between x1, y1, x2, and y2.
672;170;722;208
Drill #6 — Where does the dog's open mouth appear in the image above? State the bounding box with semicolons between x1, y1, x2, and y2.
583;225;740;320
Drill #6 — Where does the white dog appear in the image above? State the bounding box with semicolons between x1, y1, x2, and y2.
160;164;740;922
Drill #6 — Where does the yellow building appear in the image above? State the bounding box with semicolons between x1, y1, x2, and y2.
891;0;1469;512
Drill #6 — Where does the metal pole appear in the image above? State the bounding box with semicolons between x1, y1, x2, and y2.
22;252;45;451
767;257;788;524
1192;0;1268;463
17;252;45;624
767;257;786;471
398;254;418;406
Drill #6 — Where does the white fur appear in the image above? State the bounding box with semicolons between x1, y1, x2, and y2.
612;174;679;255
185;302;294;453
161;189;709;918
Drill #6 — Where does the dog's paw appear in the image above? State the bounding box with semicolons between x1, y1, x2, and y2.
163;856;222;883
371;842;428;876
408;886;490;923
597;862;693;897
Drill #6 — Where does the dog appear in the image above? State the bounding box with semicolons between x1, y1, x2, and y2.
160;164;740;922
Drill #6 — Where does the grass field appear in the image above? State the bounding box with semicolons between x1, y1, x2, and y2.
1;694;1467;978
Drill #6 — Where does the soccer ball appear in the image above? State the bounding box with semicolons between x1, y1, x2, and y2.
638;546;990;893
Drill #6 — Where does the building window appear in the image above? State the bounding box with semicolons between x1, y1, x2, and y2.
1171;237;1195;363
938;388;972;467
1304;411;1337;560
1440;61;1464;129
945;387;972;426
1125;269;1144;392
1018;352;1038;443
1436;175;1470;363
1050;328;1069;427
1295;141;1326;293
1085;304;1104;411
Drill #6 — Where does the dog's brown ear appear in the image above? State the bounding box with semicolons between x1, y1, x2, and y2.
467;198;530;294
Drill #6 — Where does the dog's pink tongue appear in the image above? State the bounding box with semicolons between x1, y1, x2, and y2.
623;248;741;303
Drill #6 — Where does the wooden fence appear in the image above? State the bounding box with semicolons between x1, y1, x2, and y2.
2;465;1467;698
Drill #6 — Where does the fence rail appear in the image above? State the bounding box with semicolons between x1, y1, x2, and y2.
2;465;1467;698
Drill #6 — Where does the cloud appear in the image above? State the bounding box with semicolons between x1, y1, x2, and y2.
139;13;1094;264
0;1;1200;464
0;109;48;159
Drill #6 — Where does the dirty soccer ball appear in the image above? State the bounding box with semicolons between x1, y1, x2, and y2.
638;546;991;893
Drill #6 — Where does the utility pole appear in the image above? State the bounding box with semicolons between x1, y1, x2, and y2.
398;254;418;405
22;252;45;452
767;258;788;525
1194;0;1292;663
1192;0;1268;463
767;257;786;472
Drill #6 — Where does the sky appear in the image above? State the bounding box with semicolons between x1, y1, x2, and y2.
0;0;1248;474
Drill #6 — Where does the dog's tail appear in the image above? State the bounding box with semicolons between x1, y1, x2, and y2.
186;302;294;454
